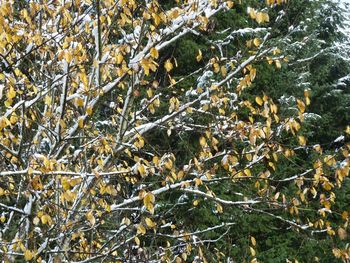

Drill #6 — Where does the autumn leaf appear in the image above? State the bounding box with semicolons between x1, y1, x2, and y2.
24;250;34;261
251;236;257;246
143;192;155;214
253;38;261;47
196;49;203;62
150;48;159;59
255;96;263;106
145;217;156;228
116;53;124;64
298;136;306;146
134;236;140;246
86;211;96;226
275;60;281;69
137;224;146;235
164;59;173;72
296;99;305;113
337;228;347;240
7;87;16;99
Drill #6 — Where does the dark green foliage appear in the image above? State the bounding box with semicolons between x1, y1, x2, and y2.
142;0;350;261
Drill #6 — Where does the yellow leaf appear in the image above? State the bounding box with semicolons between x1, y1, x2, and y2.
221;65;227;77
338;228;347;240
8;87;16;99
60;119;67;129
164;159;173;170
216;203;223;213
135;236;140;246
122;217;131;225
164;59;173;72
305;96;311;106
196;49;202;62
143;11;151;20
78;117;84;128
256;12;264;24
195;178;202;186
253;38;261;47
137;224;146;235
144;192;155;214
298;136;306;146
323;181;333;191
246;40;253;48
296;99;305;113
144;192;155;204
248;7;256;19
342;211;348;220
255;96;263;106
150;48;159;59
146;88;153;98
75;97;84;107
275;60;281;69
324;155;336;166
345;125;350;135
86;211;95;226
22;9;32;24
227;1;234;8
24;249;34;261
0;116;10;130
213;63;220;73
43;158;50;169
272;48;281;55
86;106;93;115
313;144;322;153
327;227;335;236
116;53;124;64
152;156;159;166
266;56;273;64
140;58;150;76
137;163;146;176
43;95;52;105
270;104;278;113
304;89;310;101
263;13;270;22
41;214;51;225
64;51;73;63
249;246;256;256
61;177;71;190
333;248;342;258
199;136;206;147
62;41;69;49
145;217;156;228
9;113;18;124
251;236;257;246
152;13;161;26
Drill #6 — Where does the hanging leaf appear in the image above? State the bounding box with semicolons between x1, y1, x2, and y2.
164;59;173;72
196;49;203;62
150;48;159;59
24;250;34;261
